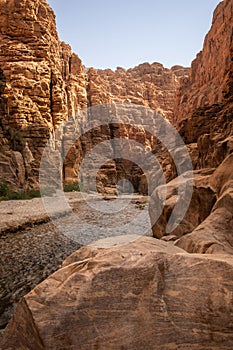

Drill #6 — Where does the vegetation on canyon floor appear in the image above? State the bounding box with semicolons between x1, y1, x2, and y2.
0;182;41;200
63;181;80;193
0;181;80;201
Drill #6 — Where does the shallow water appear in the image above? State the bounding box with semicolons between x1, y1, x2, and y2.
0;195;151;328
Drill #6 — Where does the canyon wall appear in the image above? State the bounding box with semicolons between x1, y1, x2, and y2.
174;0;233;123
94;64;189;122
0;0;88;189
150;0;233;254
174;0;233;171
1;1;233;348
0;0;188;193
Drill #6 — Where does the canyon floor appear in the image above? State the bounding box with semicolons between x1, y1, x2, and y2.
0;192;150;329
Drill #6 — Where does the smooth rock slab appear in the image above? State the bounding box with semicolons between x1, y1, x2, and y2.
1;236;233;349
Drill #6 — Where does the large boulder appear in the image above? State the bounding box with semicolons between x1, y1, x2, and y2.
149;168;216;239
175;154;233;254
1;236;233;349
149;154;233;255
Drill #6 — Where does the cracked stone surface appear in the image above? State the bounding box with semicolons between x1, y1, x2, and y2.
1;236;233;349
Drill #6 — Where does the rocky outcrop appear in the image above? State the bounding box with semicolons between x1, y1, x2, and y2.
173;0;233;176
93;64;189;122
0;0;88;189
150;0;233;253
150;168;216;239
174;0;233;123
176;153;233;254
150;155;233;255
0;0;189;192
1;236;233;350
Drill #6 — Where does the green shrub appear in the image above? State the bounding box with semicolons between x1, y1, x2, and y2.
4;189;41;200
0;181;8;197
63;181;80;192
0;182;79;201
0;187;51;201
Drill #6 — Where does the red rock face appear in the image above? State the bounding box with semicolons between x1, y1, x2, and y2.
2;236;233;349
0;0;66;186
174;0;233;123
0;0;231;196
150;0;233;253
0;0;189;192
173;0;233;171
93;64;189;122
0;0;89;188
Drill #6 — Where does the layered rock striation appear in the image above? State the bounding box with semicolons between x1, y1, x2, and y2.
174;0;233;123
150;0;233;253
95;64;189;122
0;0;88;189
0;0;189;192
2;236;233;350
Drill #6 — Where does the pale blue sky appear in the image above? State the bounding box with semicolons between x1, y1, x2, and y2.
47;0;221;69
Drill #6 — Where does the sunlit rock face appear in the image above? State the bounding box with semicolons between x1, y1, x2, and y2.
92;63;190;123
174;0;233;124
0;0;189;192
0;0;87;188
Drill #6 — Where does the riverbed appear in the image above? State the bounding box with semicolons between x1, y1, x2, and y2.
0;192;151;329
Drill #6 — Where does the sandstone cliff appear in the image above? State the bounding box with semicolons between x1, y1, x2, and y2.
174;0;233;123
94;64;189;122
0;0;83;188
1;1;233;348
150;0;233;254
0;0;188;192
176;0;233;174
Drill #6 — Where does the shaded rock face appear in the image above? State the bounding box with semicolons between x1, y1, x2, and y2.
172;0;233;194
1;236;233;350
0;0;188;192
150;156;233;255
150;0;233;254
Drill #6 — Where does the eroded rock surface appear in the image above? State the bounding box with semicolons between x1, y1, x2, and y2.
174;0;233;123
1;236;233;350
95;64;189;122
150;0;233;255
0;0;189;193
0;0;87;188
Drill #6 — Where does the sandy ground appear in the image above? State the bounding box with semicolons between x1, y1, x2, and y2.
0;192;93;234
0;192;151;329
0;192;150;234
